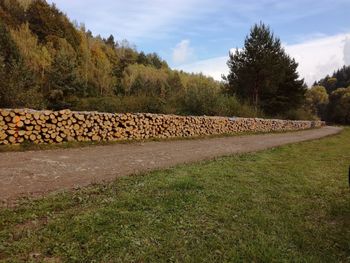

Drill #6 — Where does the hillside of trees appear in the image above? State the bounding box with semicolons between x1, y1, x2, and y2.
316;66;350;94
308;65;350;124
2;0;345;122
0;0;260;118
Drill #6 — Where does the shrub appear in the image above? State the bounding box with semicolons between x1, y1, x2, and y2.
73;97;122;113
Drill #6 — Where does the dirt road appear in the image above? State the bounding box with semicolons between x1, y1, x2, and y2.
0;126;342;202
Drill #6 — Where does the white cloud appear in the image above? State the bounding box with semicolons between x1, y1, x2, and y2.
48;0;350;45
176;56;228;80
176;33;350;85
344;38;350;65
172;40;194;64
48;0;213;41
285;33;348;85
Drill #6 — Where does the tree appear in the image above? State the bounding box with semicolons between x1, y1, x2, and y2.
0;20;42;108
76;30;92;96
47;38;81;109
225;23;306;115
327;87;350;124
105;34;116;47
137;52;148;66
0;54;43;108
10;23;52;89
167;71;184;94
305;86;329;118
121;64;168;97
89;38;116;96
17;0;33;10
147;52;167;69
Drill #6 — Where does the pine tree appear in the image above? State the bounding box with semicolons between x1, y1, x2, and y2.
48;39;80;109
225;23;306;115
105;34;116;47
137;52;148;66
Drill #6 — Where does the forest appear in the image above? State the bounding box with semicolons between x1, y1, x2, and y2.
310;65;350;124
0;0;349;123
0;0;256;117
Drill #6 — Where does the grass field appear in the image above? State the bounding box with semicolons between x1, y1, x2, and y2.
0;128;349;262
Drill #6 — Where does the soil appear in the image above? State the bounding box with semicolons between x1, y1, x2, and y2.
0;126;342;203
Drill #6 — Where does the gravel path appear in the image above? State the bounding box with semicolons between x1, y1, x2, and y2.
0;126;342;202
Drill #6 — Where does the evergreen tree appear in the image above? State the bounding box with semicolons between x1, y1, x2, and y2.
105;34;116;47
225;23;306;115
147;52;165;69
137;52;148;66
48;39;81;109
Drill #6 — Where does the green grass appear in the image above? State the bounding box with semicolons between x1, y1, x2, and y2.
0;128;349;262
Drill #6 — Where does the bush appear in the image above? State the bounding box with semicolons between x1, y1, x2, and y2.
214;96;262;117
73;96;166;114
73;97;122;113
120;95;165;113
71;93;261;117
280;108;317;121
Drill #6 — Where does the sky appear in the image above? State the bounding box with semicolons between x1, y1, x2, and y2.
47;0;350;85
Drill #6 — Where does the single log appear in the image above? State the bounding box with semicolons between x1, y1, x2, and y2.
16;121;24;128
1;110;10;117
0;132;7;140
56;136;63;143
8;136;16;143
18;130;26;136
29;134;37;141
7;130;16;135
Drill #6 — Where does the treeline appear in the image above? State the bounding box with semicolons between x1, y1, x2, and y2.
2;0;346;122
307;65;350;124
0;0;257;117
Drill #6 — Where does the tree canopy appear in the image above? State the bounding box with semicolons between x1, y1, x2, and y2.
225;23;306;116
327;87;350;124
316;65;350;94
305;65;350;124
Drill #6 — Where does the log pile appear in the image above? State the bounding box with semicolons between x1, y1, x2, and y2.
0;108;325;145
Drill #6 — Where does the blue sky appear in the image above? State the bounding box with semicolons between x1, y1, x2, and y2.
48;0;350;85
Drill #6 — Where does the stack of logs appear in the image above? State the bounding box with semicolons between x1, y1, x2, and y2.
0;108;325;145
